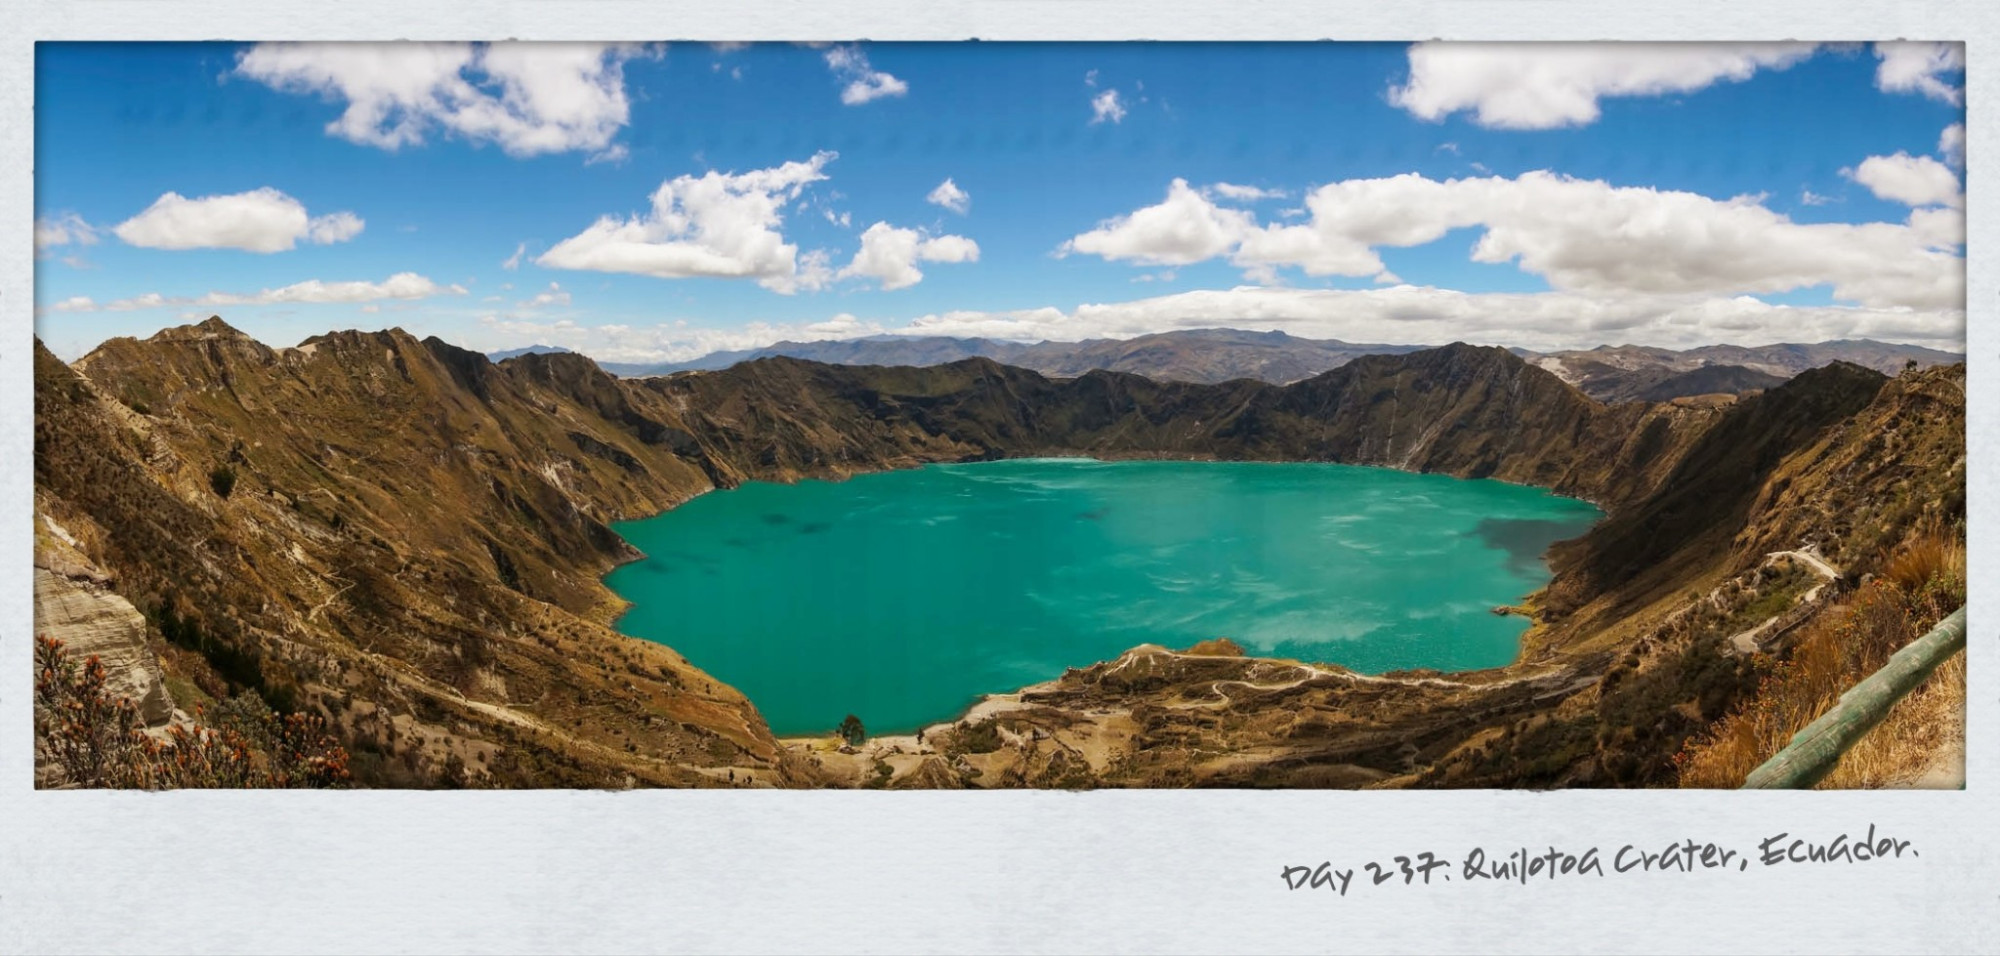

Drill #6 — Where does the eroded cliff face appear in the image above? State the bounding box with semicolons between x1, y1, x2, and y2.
36;318;1961;789
34;513;174;728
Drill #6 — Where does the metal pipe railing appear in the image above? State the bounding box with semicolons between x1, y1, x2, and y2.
1743;606;1966;789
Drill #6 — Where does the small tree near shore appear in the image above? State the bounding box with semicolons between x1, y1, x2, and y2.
837;714;866;746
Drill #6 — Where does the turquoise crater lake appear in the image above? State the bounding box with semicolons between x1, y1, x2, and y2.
607;459;1602;737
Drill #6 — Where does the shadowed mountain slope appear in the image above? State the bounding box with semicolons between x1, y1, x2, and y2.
37;317;1961;788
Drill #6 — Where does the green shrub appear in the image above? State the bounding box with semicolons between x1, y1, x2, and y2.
837;713;866;746
209;464;237;498
948;719;1004;756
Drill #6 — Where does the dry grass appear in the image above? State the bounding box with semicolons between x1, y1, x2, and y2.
1675;528;1964;789
1821;649;1963;789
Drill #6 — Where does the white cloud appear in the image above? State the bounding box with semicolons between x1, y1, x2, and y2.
1059;178;1255;267
502;242;526;270
536;151;838;294
584;144;630;167
1391;42;1818;129
838;222;980;290
1873;41;1964;104
306;210;365;244
1940;123;1965;168
824;46;907;105
59;272;466;314
1090;88;1127;125
927;178;971;214
112;188;365;253
1800;190;1834;207
235;42;650;159
1844;152;1963;209
1907;206;1966;249
1061;171;1964;310
519;281;571;309
1207;183;1287;202
34;213;99;251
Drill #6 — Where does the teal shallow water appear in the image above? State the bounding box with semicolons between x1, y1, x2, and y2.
606;458;1602;737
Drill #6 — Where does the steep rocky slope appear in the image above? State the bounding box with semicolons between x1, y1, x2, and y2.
37;317;1962;788
641;342;1714;510
39;323;798;787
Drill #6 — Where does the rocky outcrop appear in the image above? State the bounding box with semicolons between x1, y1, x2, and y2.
34;519;174;725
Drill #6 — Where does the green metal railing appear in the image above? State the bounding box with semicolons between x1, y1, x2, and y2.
1743;606;1967;789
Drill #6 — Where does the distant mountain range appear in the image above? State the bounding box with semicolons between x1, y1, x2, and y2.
583;329;1961;403
1519;340;1965;402
486;344;575;362
595;329;1432;385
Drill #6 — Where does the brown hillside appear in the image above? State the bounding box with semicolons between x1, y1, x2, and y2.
36;318;1963;789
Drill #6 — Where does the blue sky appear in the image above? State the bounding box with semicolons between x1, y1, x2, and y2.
34;41;1966;362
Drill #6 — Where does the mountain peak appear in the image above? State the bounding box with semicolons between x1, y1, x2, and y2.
150;315;248;343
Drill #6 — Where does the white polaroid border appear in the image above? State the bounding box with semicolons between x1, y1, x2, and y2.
1;4;1991;954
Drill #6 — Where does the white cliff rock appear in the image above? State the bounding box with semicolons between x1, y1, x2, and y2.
34;521;174;726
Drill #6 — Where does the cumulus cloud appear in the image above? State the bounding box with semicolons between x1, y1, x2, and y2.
53;272;466;314
1873;41;1964;104
1090;88;1128;125
824;46;907;105
926;178;971;214
1844;152;1963;209
1391;42;1818;129
1061;171;1964;310
502;242;526;270
536;152;838;294
1059;178;1256;267
113;188;365;253
34;213;99;252
235;42;649;159
1940;123;1965;168
838;222;980;290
